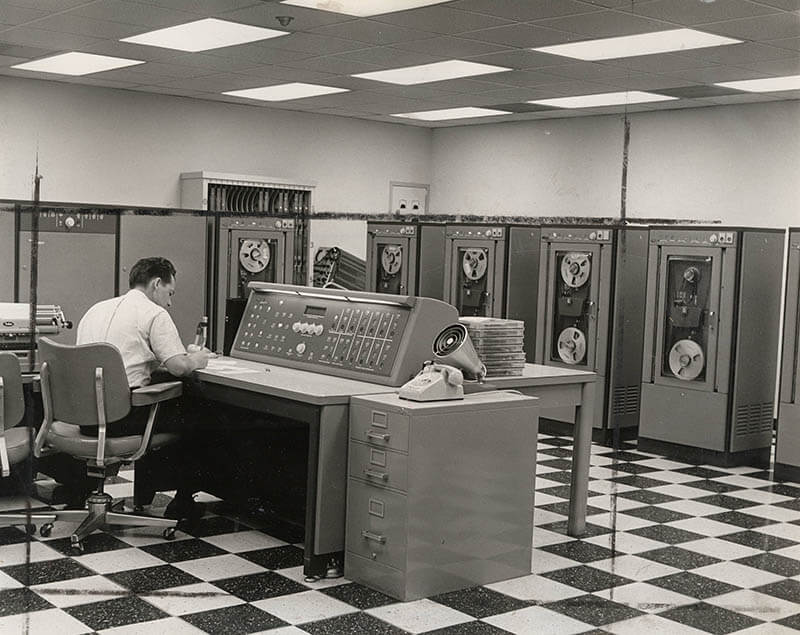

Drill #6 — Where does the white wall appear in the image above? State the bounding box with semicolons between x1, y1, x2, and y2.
0;76;431;212
429;116;624;218
627;102;800;228
429;101;800;227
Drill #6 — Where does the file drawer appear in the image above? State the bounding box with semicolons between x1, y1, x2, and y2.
346;481;407;571
349;403;409;452
349;441;409;492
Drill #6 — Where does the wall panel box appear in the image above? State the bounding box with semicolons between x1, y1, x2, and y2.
639;226;784;467
776;228;800;481
345;391;539;602
0;205;15;301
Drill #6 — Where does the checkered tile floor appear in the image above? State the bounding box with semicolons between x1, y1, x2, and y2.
2;436;800;634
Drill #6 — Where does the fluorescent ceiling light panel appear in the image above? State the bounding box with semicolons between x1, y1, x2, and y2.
529;91;677;109
715;74;800;92
280;0;449;17
121;18;287;52
223;82;349;101
392;107;511;121
11;51;144;75
354;60;509;85
533;28;740;60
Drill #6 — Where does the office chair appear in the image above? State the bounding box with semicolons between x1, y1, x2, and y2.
34;337;181;553
0;352;57;532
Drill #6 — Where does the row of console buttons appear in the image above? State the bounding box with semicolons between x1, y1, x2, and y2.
292;321;324;336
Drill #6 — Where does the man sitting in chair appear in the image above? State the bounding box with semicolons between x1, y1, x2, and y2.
72;256;214;519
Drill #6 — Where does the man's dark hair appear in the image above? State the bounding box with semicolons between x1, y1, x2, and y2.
129;257;177;289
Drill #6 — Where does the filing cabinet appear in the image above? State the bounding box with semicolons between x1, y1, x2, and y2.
345;391;539;601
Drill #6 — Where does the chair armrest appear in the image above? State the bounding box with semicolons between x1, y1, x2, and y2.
131;381;183;407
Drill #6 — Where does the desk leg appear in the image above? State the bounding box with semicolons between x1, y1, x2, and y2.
568;380;594;537
303;404;348;580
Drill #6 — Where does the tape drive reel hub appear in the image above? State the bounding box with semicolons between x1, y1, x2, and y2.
560;252;591;288
462;248;488;281
380;245;403;275
668;338;705;380
557;326;587;364
239;239;271;273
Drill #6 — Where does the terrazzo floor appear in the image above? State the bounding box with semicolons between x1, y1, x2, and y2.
1;435;799;634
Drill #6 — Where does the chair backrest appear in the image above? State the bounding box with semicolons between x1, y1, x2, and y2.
0;353;24;431
38;337;131;426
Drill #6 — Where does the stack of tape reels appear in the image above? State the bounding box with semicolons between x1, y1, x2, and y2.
459;316;525;377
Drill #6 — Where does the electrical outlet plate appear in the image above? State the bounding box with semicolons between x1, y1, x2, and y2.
390;182;429;215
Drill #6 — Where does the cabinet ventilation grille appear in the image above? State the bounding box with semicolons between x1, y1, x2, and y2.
612;385;640;416
734;402;774;437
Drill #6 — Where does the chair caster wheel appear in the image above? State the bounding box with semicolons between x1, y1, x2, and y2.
39;523;53;538
163;527;176;541
25;524;36;536
69;537;84;555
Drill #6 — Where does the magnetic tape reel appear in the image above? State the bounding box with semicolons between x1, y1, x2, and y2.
239;239;271;273
380;245;403;275
560;252;591;288
668;339;705;381
557;327;587;364
462;248;488;281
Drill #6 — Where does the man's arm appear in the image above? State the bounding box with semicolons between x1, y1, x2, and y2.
163;349;211;377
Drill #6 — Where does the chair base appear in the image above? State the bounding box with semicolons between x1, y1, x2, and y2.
0;512;58;533
41;492;178;552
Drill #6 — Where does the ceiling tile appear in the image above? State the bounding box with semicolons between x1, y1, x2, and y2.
309;19;438;45
4;0;90;10
234;64;336;83
167;52;268;71
84;68;186;85
29;15;143;39
131;0;260;16
259;32;369;55
459;23;574;48
488;101;560;112
147;72;270;92
131;84;207;97
391;35;509;57
693;93;785;105
702;12;800;40
450;0;602;22
330;45;440;67
655;84;746;98
768;36;800;51
594;73;694;91
483;68;569;86
539;61;649;80
0;53;28;66
57;76;142;89
409;76;517;93
746;0;800;9
115;61;212;78
0;26;104;49
464;49;570;69
630;0;781;26
204;42;309;65
535;10;674;38
68;1;198;28
662;65;770;83
0;5;49;26
371;6;513;35
278;55;382;75
80;39;181;62
218;3;354;29
599;52;720;73
0;42;56;59
739;56;800;75
673;41;797;65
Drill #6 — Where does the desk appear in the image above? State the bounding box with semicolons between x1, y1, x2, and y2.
194;358;389;578
487;365;596;537
194;358;596;577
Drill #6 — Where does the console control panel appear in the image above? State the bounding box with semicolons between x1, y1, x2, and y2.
233;283;458;386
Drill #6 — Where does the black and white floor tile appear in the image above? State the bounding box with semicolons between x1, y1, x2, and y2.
1;436;799;634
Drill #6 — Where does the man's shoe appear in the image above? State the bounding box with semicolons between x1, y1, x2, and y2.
164;496;204;523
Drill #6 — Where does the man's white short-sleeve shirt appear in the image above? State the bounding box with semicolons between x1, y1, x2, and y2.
76;289;185;387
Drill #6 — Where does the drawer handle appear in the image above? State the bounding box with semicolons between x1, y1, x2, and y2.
367;431;390;442
361;530;386;544
364;469;389;481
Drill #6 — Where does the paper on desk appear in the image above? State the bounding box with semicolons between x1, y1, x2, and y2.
205;359;263;374
0;303;30;320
